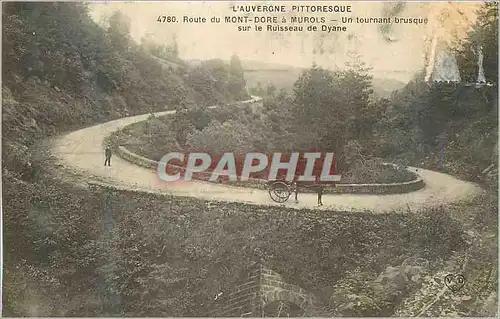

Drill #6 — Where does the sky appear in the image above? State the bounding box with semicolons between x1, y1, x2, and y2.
89;1;481;82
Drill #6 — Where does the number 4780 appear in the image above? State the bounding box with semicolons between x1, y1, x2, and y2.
157;16;177;23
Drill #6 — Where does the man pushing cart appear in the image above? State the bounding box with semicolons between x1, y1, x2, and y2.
265;152;338;205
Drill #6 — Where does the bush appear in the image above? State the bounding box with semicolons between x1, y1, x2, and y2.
3;172;468;316
330;255;433;316
403;206;467;259
340;159;416;184
186;120;255;154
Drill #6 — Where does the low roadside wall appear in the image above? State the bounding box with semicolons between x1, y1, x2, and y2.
333;177;424;194
107;96;424;195
115;145;425;195
116;145;268;188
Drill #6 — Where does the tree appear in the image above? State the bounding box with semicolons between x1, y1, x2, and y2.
169;34;179;59
456;2;498;83
2;13;27;81
186;65;218;106
266;84;277;97
172;107;194;147
292;65;343;152
140;33;179;61
340;51;375;141
186;120;254;154
202;59;230;100
107;11;131;52
290;54;376;168
250;82;265;97
228;54;247;100
293;65;337;127
292;64;347;153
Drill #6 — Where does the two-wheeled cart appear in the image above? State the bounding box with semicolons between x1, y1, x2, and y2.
266;180;326;203
266;180;293;203
264;152;337;203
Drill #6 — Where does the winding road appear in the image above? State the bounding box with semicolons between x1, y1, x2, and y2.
52;109;483;213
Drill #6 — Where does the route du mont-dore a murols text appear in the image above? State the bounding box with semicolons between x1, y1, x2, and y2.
168;4;428;33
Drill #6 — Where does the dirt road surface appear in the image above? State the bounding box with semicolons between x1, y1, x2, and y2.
52;110;483;213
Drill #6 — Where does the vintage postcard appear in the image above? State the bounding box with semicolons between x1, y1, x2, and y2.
2;1;498;317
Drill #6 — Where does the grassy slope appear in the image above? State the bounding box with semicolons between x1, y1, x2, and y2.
3;162;467;316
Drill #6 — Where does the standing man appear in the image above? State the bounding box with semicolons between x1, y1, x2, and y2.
293;181;299;203
105;146;112;167
317;184;324;206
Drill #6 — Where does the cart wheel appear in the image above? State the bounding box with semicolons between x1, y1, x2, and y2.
268;181;291;203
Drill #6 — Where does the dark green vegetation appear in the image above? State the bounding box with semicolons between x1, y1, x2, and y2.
112;114;417;185
117;3;499;186
375;3;498;189
2;1;498;317
3;171;470;316
114;48;414;183
3;2;248;179
327;191;498;317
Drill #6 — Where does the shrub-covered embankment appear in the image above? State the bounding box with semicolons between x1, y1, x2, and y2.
3;170;466;316
110;115;419;188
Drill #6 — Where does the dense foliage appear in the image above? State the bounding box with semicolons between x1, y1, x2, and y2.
456;2;498;83
2;2;497;317
115;49;395;181
2;2;247;178
372;3;498;188
117;3;499;184
3;173;468;316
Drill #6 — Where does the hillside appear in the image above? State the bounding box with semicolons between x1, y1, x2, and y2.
240;60;407;98
1;2;250;314
151;56;185;71
2;2;247;179
2;2;497;317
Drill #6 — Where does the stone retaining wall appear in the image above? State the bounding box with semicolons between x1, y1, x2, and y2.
115;145;268;188
108;95;424;195
334;176;425;194
115;145;425;195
